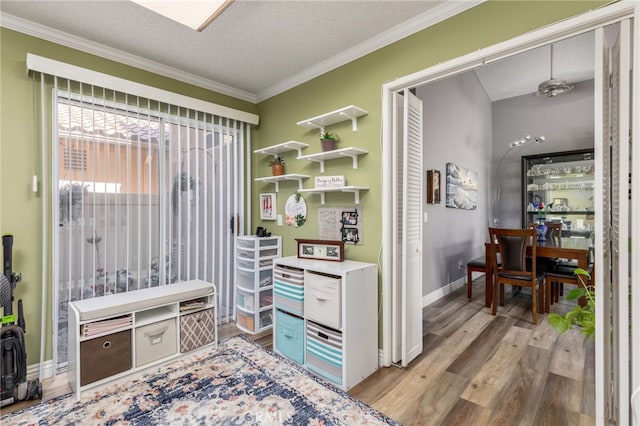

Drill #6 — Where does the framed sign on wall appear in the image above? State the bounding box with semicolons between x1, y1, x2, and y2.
259;193;277;220
426;169;441;204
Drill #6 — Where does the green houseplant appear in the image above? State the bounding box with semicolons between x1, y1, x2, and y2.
267;156;285;176
547;268;595;339
320;131;338;152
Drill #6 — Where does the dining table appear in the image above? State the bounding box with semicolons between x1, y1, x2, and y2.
483;236;593;309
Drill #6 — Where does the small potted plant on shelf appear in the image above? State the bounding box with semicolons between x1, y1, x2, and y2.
267;156;285;176
320;131;339;152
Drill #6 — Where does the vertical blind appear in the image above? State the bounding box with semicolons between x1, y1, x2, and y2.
29;59;255;371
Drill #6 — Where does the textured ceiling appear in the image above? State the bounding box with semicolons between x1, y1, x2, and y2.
0;1;594;103
473;31;594;101
1;0;453;101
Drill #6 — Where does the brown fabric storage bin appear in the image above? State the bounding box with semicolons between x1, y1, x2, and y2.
180;308;215;353
80;329;132;386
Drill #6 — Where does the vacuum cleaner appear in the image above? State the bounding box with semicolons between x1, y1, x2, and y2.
0;234;42;407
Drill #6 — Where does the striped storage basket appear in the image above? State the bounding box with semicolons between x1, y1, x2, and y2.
306;320;343;385
273;264;304;316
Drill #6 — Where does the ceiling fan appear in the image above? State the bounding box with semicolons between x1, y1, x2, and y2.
536;44;574;97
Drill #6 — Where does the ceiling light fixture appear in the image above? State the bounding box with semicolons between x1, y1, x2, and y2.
535;44;573;97
131;0;234;32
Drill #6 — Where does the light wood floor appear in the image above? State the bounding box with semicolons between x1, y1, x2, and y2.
2;275;594;425
349;277;595;425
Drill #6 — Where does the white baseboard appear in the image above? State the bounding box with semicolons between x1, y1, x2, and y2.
27;360;55;381
421;276;468;307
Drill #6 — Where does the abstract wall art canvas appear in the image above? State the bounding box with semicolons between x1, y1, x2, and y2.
445;163;477;210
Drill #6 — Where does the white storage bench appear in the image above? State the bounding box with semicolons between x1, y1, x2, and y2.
68;279;217;399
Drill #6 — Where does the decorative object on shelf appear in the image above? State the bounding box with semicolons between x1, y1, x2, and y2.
534;201;548;241
267;156;285;176
255;226;272;237
492;134;546;226
426;169;441;204
314;175;345;189
259;193;277;220
285;193;307;227
319;131;339;152
445;162;478;210
296;238;344;262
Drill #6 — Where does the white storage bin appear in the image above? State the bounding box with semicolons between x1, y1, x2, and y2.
237;247;256;260
236;238;256;249
304;271;341;330
236;268;255;290
135;318;177;367
258;237;280;247
237;258;254;270
237;289;255;311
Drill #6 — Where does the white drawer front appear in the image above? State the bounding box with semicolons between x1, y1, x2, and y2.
304;271;341;330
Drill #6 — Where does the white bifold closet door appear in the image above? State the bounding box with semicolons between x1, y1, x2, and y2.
594;19;633;425
391;90;423;367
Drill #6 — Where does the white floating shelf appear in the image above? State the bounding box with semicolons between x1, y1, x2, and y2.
253;141;309;157
297;147;368;173
297;186;369;205
297;105;368;133
254;174;309;192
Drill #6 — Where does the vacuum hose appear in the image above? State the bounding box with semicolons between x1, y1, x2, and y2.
0;274;11;308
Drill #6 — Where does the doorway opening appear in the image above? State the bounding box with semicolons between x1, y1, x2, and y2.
381;4;637;424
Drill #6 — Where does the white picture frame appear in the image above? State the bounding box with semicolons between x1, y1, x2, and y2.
259;193;277;220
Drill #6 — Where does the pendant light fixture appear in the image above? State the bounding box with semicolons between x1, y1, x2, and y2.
535;44;574;97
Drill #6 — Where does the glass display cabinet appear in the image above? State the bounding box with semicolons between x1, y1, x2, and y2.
522;149;595;239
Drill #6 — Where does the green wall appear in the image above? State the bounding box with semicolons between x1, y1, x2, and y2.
253;0;607;261
0;0;606;365
0;27;257;363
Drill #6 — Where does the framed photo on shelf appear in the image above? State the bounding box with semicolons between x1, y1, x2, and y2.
426;169;441;204
259;193;277;220
296;239;344;262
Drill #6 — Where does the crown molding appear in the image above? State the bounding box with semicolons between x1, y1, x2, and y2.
0;12;258;104
255;0;485;102
1;1;484;105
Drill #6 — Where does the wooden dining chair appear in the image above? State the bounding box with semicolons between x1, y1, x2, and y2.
488;227;546;324
546;244;595;310
545;222;563;242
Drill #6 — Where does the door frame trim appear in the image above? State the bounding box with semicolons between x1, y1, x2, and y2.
380;3;638;424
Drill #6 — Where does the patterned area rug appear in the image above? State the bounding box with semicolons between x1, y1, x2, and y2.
2;335;398;425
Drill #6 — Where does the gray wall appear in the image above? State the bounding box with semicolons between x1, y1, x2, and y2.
492;79;595;228
417;71;492;296
417;75;593;299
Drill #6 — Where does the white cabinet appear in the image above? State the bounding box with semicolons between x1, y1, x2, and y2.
68;280;217;399
235;236;281;334
272;256;378;391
